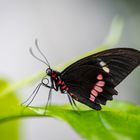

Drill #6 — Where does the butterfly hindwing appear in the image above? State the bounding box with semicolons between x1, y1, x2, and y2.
61;65;117;110
60;48;140;110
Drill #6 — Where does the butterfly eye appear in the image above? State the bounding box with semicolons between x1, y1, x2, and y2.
46;68;52;76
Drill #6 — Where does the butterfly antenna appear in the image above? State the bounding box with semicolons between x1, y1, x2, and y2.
29;39;51;67
35;39;51;68
29;47;50;67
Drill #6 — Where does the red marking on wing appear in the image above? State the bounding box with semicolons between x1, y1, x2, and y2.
91;89;98;97
97;74;103;80
94;86;103;93
90;94;95;102
96;81;105;87
89;74;106;102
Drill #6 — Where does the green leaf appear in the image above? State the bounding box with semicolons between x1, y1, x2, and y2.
1;76;140;140
31;101;140;140
0;100;140;140
0;79;20;140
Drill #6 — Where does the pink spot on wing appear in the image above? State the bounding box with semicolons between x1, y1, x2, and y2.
91;89;98;97
94;86;103;93
97;74;103;80
90;94;95;102
90;73;105;99
96;81;105;87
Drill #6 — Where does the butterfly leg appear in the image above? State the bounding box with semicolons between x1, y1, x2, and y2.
21;83;42;107
21;83;43;115
71;97;79;110
67;93;79;111
67;93;74;109
43;86;53;115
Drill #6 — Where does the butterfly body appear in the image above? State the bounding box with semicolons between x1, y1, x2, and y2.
47;70;69;93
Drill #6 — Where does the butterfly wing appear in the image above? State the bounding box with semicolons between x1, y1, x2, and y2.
60;48;140;110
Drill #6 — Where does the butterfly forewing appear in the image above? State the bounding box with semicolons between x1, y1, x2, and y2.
60;48;140;110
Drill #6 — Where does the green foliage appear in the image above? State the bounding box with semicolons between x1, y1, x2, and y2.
1;88;140;140
40;101;140;140
0;80;20;140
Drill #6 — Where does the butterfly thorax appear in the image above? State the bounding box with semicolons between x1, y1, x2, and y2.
47;69;69;93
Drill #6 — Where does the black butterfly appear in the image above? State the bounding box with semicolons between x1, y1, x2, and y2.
24;40;140;111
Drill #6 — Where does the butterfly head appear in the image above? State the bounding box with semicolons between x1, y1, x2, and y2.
46;68;52;76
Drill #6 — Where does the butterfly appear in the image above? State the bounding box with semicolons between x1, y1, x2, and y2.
23;40;140;111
